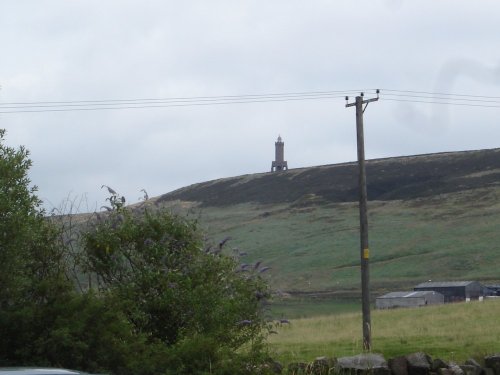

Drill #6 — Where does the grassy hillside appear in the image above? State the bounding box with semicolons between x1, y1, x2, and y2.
156;148;500;294
269;299;500;364
162;187;500;294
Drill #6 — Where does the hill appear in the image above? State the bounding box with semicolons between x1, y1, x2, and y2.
158;148;500;206
155;148;500;295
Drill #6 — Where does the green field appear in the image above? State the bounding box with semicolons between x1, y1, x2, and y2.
185;186;500;294
156;148;500;307
268;299;500;365
269;297;361;320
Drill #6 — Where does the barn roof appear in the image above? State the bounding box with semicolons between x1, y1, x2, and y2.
377;291;441;299
414;281;478;288
485;284;500;289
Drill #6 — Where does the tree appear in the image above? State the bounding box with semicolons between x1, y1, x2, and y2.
0;129;72;365
0;128;66;306
0;129;274;374
0;131;162;374
81;191;272;374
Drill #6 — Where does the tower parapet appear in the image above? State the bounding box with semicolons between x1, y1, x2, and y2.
271;135;288;172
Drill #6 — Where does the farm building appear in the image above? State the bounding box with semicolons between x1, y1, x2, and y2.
375;291;444;309
414;281;484;302
484;284;500;296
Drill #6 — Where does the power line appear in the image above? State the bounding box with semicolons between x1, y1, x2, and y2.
0;89;371;114
382;93;500;104
2;88;500;113
0;89;366;106
381;98;500;108
0;93;355;113
380;88;500;100
375;89;500;108
0;93;353;110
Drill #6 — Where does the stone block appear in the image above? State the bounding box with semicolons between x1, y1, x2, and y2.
460;365;481;375
287;362;308;375
438;369;455;375
485;356;500;375
448;364;464;375
432;359;449;372
389;356;409;375
406;352;432;375
336;353;389;375
465;359;482;369
307;356;335;375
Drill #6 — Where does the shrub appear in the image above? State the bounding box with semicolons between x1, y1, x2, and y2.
0;129;273;374
80;193;272;373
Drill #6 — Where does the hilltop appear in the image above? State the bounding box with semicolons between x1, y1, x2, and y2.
158;148;500;207
154;148;500;295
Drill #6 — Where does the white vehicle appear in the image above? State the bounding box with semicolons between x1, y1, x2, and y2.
0;369;100;375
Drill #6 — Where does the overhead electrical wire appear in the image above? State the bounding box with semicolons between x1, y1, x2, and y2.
380;89;500;100
0;89;365;106
381;98;500;109
0;95;349;113
382;93;500;104
1;88;500;113
0;90;364;114
378;89;500;108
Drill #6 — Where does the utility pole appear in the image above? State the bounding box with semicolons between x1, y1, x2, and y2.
345;89;379;351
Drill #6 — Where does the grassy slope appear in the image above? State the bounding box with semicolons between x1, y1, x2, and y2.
268;299;500;364
186;186;500;294
156;148;500;295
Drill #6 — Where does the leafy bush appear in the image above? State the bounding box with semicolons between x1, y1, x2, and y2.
0;129;273;374
80;194;272;373
0;128;61;306
0;290;171;374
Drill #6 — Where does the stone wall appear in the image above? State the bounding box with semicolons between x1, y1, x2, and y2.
263;352;500;375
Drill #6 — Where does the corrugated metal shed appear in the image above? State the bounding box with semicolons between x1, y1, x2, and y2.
414;281;476;288
414;280;484;302
375;291;444;309
484;285;500;296
378;291;437;298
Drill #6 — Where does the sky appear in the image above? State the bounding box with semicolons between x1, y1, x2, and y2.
1;0;500;212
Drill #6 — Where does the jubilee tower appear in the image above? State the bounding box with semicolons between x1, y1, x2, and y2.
271;135;288;172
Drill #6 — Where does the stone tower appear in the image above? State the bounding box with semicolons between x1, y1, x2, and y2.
271;135;288;172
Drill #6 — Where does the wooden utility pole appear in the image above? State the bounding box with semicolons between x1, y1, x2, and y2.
345;90;379;351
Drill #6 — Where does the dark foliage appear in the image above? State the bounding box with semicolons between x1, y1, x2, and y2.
81;195;271;373
0;130;273;374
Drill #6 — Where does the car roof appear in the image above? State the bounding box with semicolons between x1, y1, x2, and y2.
0;369;92;375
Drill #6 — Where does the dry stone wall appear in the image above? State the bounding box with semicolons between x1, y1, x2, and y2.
274;352;500;375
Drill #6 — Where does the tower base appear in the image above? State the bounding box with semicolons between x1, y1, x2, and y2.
271;161;288;172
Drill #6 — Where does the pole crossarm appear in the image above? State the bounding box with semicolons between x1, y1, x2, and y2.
345;90;380;108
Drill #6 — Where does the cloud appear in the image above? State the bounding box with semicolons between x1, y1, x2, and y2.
1;0;500;210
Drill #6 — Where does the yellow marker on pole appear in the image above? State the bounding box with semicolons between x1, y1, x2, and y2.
363;248;370;259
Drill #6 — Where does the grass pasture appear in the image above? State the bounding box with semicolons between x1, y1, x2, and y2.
158;148;500;294
269;297;361;319
190;186;500;293
268;298;500;365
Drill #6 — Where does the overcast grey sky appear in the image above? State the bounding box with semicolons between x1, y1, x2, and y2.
1;0;500;211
